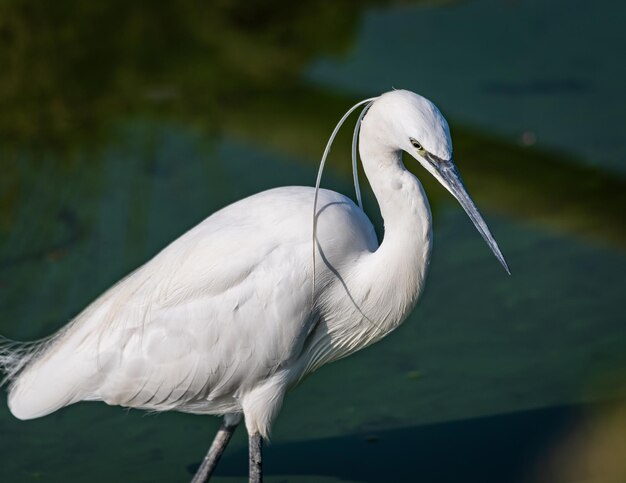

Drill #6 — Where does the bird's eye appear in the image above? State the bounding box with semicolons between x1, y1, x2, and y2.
410;138;423;151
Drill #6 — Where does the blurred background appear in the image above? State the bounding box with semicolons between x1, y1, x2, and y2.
0;0;625;482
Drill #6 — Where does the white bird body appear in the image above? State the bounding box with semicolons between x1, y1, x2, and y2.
7;177;431;437
2;90;507;471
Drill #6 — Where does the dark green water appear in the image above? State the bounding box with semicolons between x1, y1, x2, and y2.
1;1;625;482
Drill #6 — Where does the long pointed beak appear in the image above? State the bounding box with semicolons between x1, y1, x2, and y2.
426;154;510;274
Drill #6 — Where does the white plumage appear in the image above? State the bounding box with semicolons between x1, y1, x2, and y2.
1;90;508;477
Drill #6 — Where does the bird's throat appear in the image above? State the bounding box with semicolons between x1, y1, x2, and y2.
355;141;433;340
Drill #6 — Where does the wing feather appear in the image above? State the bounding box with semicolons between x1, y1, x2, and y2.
7;187;375;419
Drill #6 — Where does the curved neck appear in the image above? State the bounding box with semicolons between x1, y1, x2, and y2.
359;119;432;247
300;115;434;374
356;118;433;333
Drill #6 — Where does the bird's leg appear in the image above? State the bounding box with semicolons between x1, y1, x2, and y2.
191;418;240;483
249;432;263;483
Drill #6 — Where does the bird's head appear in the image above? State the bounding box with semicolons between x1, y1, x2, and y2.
367;89;510;274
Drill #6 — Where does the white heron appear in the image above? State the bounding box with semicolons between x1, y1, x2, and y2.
0;90;509;482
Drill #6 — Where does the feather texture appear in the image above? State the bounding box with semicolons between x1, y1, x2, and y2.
5;187;385;436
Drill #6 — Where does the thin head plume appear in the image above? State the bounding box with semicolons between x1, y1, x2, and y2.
312;97;378;298
351;101;374;210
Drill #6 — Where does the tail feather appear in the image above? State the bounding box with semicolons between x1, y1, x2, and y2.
0;333;88;420
1;319;110;420
0;335;54;387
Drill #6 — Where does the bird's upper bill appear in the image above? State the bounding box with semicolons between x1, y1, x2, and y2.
425;153;510;275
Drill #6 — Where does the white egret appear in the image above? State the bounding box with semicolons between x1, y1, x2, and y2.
0;90;509;482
